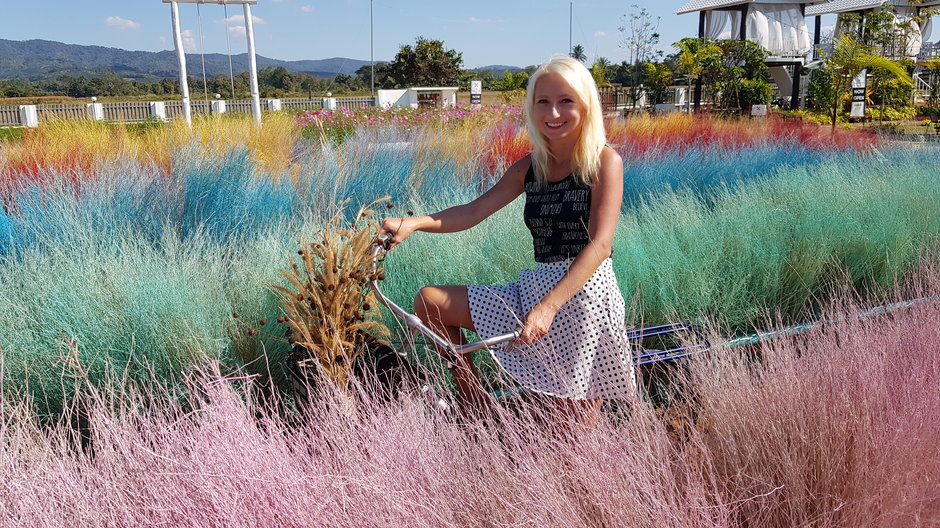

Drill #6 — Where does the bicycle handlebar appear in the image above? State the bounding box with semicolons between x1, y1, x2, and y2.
369;232;520;364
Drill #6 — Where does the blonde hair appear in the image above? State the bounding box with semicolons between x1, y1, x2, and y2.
525;56;607;187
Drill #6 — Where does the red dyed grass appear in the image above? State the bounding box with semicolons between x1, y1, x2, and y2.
483;122;531;175
2;266;938;526
607;113;879;161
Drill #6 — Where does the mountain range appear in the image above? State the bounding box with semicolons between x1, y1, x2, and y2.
0;39;521;81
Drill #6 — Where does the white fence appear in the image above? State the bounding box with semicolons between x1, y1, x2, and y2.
0;96;374;127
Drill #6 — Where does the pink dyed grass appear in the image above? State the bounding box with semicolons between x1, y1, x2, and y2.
2;270;939;526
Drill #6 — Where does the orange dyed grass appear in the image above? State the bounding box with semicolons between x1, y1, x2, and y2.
0;114;302;196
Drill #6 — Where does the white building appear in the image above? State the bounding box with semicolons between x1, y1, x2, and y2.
376;87;458;109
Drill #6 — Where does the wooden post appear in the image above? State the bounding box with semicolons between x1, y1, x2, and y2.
695;11;706;112
813;15;821;61
791;62;802;110
739;5;748;41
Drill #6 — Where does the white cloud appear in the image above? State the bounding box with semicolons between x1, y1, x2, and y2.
301;5;315;12
159;35;168;47
469;16;502;24
595;31;607;38
229;25;247;37
221;14;266;25
105;16;140;30
181;29;198;53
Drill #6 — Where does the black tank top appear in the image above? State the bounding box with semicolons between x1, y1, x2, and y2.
523;164;592;263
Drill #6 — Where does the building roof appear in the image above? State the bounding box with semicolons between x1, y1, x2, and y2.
677;0;831;15
806;0;940;15
676;0;747;15
805;0;883;15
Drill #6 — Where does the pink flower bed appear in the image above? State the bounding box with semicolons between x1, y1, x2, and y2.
2;265;938;526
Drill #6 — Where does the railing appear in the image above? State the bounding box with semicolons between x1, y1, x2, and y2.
225;100;253;115
599;87;632;112
164;101;212;120
102;102;151;123
335;97;374;109
0;106;19;126
280;98;323;111
37;104;89;122
0;96;378;127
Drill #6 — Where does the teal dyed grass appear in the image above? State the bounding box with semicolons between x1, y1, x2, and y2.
377;146;940;334
0;219;302;417
616;148;940;328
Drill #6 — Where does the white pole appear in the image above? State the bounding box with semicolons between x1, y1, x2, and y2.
371;0;374;97
170;1;192;127
244;3;262;125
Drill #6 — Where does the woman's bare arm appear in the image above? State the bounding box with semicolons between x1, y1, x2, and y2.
381;156;529;244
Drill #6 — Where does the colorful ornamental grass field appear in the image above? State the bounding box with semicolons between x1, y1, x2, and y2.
0;110;938;525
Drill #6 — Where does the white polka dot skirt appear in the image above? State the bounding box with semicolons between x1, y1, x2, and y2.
467;258;636;400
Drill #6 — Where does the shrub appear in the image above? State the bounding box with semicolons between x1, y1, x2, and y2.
916;105;940;118
806;69;835;113
868;105;916;121
716;78;773;109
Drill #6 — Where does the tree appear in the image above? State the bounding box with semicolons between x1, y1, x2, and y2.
674;37;722;108
355;62;395;91
821;33;912;126
642;62;673;105
837;11;922;60
494;70;529;91
570;44;587;63
591;57;611;87
262;66;296;93
387;37;463;88
619;5;662;108
923;58;940;107
806;68;836;112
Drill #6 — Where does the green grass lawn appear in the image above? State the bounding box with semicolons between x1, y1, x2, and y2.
0;127;24;141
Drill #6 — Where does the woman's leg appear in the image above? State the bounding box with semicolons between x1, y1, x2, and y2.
550;397;603;427
414;285;490;412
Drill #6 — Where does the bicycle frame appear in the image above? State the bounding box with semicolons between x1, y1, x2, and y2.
369;233;711;369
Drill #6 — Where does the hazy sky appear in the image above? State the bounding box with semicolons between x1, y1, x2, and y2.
2;0;717;68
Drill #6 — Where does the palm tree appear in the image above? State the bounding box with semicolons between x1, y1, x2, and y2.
570;44;587;63
591;57;611;87
822;34;912;126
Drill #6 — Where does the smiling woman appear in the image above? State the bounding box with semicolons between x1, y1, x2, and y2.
381;56;634;422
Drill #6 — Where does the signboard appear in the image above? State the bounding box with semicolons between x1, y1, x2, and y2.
470;80;482;107
750;104;767;117
850;69;867;118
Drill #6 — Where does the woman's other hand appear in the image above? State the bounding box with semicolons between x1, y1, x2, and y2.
381;216;420;247
516;302;559;345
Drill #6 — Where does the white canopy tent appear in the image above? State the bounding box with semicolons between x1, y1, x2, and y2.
676;0;830;109
806;0;940;59
682;2;815;58
162;0;262;126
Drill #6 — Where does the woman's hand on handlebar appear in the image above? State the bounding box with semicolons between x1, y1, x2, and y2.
381;216;420;247
515;302;559;346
